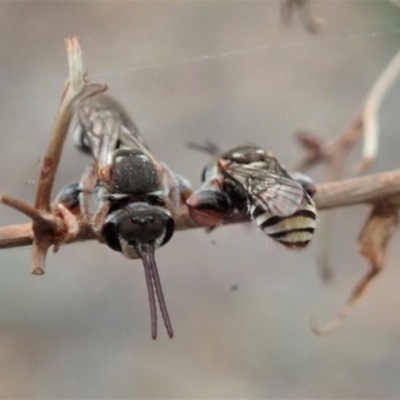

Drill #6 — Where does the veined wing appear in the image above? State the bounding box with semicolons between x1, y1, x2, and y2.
224;163;305;217
262;154;294;179
74;94;151;171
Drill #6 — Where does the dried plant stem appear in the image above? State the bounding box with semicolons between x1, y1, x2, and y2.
0;194;55;228
312;168;400;209
295;46;400;280
1;168;400;250
34;37;106;211
300;111;363;281
359;48;400;173
0;36;106;275
312;199;399;335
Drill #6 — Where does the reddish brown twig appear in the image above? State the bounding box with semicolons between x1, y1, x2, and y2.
311;199;399;335
0;36;399;338
296;109;363;177
295;42;400;282
296;111;363;281
0;36;106;275
1;168;400;250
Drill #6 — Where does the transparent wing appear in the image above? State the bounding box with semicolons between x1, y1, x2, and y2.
250;174;304;216
225;163;305;217
75;94;152;170
262;154;293;179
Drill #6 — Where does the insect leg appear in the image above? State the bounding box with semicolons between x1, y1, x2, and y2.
54;182;80;211
78;164;98;223
52;203;79;252
77;164;112;241
92;201;111;240
174;173;193;203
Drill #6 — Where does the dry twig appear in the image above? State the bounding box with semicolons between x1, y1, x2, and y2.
359;48;400;173
295;47;400;328
312;199;399;335
1;35;399;337
296;46;400;281
1;169;400;249
0;36;106;275
296;111;363;281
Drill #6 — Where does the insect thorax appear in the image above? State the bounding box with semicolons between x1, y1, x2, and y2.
107;149;161;195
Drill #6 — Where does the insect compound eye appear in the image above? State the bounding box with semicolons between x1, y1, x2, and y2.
161;214;175;246
101;203;175;253
222;146;265;164
186;189;231;227
54;182;80;210
101;215;123;253
109;149;159;194
290;172;317;197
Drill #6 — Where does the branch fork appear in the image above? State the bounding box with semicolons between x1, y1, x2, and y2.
0;36;106;275
0;36;399;336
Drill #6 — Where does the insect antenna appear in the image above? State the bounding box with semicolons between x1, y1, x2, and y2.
149;250;174;338
136;246;157;340
187;140;220;156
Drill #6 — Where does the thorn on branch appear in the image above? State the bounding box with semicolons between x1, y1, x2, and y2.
0;33;399;338
295;42;400;280
294;109;363;282
295;131;328;171
1;36;106;275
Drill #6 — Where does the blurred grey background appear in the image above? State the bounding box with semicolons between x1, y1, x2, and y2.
1;1;400;398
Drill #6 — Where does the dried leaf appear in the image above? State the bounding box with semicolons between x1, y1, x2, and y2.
311;199;399;335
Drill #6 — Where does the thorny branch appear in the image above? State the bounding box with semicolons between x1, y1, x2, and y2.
295;111;363;281
311;199;399;335
297;47;400;175
0;35;399;336
295;44;400;282
0;36;106;275
294;45;400;332
0;169;400;249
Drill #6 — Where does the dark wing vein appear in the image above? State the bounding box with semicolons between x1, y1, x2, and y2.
76;94;154;170
225;164;305;217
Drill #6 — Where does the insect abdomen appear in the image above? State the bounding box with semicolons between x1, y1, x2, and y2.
253;204;317;248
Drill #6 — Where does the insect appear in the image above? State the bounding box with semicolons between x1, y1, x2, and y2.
56;94;192;339
186;144;317;248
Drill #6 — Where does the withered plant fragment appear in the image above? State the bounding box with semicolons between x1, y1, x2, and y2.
311;199;399;335
296;112;363;282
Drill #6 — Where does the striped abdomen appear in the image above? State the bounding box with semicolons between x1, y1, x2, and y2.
251;202;317;248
